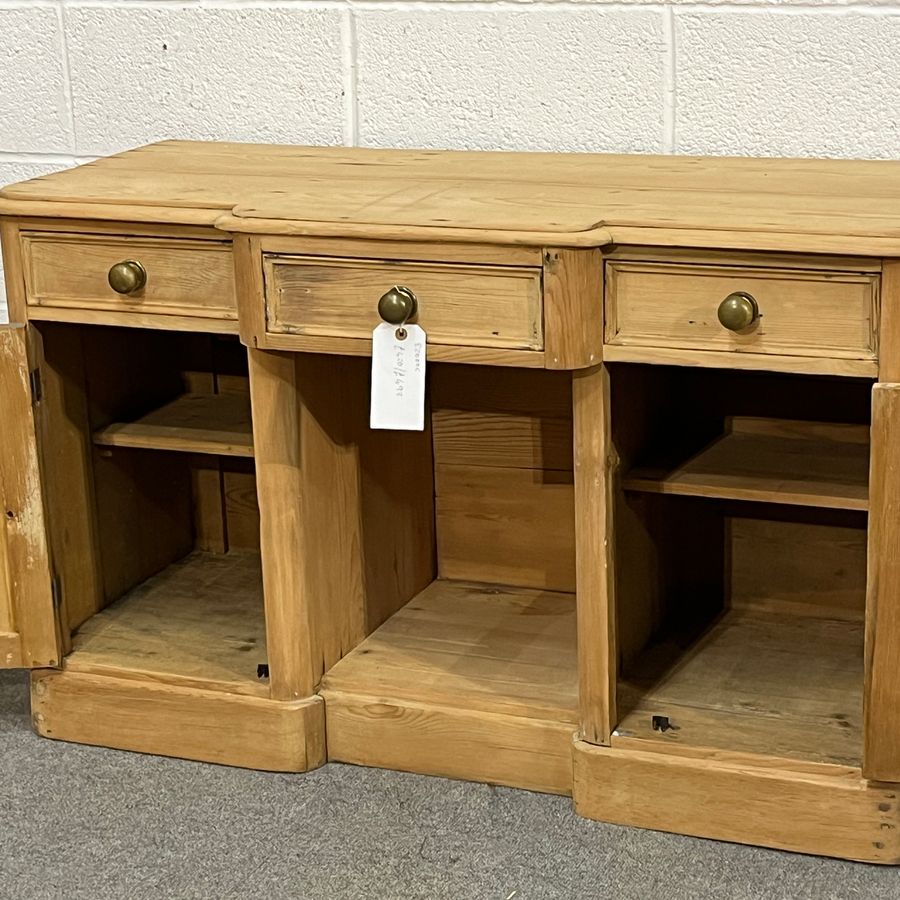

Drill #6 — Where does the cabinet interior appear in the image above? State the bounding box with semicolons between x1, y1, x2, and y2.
33;322;265;695
610;364;872;766
321;361;578;728
31;325;875;763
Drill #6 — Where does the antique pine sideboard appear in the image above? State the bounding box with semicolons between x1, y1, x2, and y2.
1;142;899;862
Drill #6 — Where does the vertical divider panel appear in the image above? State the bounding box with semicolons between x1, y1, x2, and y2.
574;363;617;745
291;353;369;682
248;349;322;700
238;231;319;700
250;350;427;700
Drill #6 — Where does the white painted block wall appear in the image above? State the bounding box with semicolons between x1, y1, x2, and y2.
2;0;900;321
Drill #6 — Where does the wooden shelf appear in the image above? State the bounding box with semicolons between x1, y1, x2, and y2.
324;579;577;722
617;607;863;767
93;392;254;458
65;550;267;695
623;417;869;511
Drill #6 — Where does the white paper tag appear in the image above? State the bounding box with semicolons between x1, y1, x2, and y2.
370;323;426;430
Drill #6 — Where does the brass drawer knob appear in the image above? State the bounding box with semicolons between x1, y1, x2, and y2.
108;260;147;295
717;291;759;332
378;285;417;326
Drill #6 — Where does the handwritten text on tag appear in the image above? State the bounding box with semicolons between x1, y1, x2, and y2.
370;323;426;430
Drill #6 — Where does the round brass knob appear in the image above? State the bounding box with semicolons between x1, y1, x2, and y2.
108;260;147;295
377;286;417;326
717;291;759;332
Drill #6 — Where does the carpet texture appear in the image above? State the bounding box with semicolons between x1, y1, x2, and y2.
0;670;896;899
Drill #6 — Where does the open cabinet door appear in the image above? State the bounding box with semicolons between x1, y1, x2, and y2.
864;382;900;782
0;324;59;668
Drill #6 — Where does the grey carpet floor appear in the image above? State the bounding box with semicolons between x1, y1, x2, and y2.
1;671;897;900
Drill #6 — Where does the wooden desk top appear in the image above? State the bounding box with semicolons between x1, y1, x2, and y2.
4;140;900;253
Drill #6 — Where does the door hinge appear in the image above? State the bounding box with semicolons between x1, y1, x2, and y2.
51;574;62;610
29;368;43;405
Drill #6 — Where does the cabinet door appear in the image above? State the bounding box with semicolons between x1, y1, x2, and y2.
0;324;59;668
865;382;900;781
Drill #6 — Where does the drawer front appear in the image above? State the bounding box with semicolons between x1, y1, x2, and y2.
23;233;237;320
264;255;543;350
606;262;878;360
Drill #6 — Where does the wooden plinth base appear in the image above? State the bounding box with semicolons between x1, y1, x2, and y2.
31;669;326;772
573;739;900;863
323;690;574;795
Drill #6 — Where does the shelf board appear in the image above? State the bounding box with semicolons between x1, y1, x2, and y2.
93;392;254;458
65;550;267;695
617;607;863;767
623;417;869;511
322;579;578;723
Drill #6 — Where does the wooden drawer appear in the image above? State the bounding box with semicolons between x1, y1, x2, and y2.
606;260;879;361
22;233;237;322
264;255;543;351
